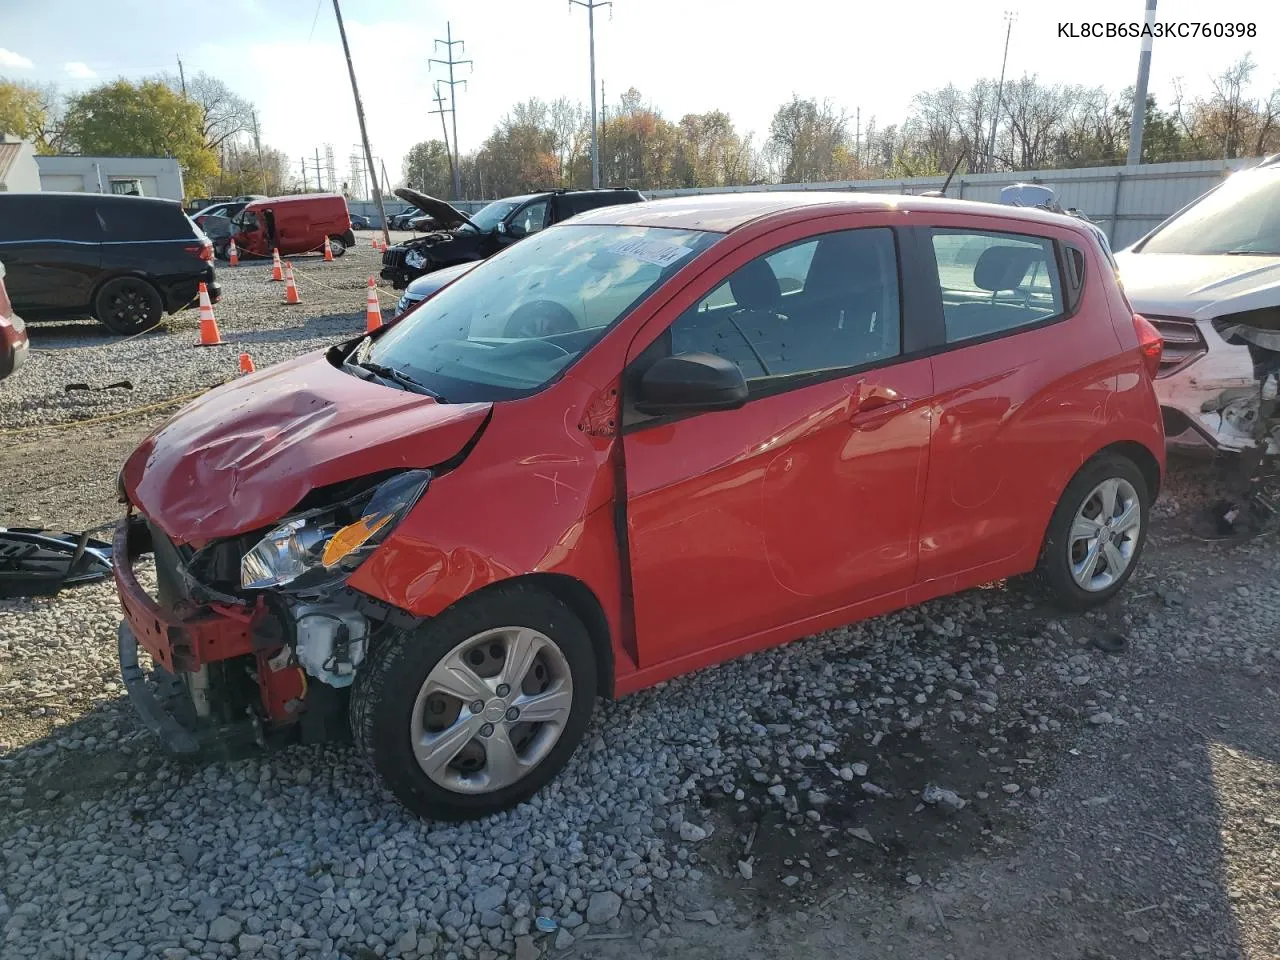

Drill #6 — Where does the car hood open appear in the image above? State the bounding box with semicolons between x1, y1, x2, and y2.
394;188;475;230
1115;251;1280;320
122;350;491;546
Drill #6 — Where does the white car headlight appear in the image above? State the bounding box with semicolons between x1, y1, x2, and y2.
404;250;426;269
241;470;431;590
396;294;411;316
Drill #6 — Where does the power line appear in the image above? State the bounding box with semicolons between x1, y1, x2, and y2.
570;0;612;189
429;21;472;201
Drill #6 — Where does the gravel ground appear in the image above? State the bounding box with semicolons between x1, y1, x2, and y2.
1;253;1277;960
0;234;404;431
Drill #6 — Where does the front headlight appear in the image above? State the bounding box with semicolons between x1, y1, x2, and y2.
396;294;411;316
404;250;426;269
240;470;431;590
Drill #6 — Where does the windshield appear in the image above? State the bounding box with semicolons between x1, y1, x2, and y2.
457;199;520;234
366;224;718;402
1139;170;1280;256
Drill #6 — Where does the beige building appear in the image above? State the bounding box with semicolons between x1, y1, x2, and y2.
0;135;41;193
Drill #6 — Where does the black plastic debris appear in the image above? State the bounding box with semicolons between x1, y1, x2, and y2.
64;380;133;393
0;527;113;598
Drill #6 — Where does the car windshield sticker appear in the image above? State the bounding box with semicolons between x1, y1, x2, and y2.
605;238;695;268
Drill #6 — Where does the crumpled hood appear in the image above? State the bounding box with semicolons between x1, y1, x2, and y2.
122;350;490;546
1115;251;1280;320
394;187;473;230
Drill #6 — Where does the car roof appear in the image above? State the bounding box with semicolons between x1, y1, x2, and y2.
568;191;1083;234
246;193;345;208
0;191;181;210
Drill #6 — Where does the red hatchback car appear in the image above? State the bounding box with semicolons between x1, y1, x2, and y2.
115;193;1165;819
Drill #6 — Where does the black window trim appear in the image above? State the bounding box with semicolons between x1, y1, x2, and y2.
623;224;914;431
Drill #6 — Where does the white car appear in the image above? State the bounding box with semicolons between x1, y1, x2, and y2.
1115;157;1280;455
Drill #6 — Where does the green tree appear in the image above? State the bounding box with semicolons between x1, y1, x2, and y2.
63;79;217;196
0;79;65;153
401;140;454;197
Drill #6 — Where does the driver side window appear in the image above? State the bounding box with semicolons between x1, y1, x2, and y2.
665;227;902;383
512;201;549;235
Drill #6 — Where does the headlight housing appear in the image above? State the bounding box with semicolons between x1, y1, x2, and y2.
404;249;426;269
240;470;431;591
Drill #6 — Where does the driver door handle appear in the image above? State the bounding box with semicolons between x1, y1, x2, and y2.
849;383;912;428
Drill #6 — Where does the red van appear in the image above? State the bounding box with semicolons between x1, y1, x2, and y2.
115;193;1165;821
222;193;356;260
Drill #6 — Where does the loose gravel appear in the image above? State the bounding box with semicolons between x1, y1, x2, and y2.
1;246;1277;960
0;238;400;431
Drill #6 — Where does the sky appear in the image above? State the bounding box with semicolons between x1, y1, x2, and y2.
2;0;1278;191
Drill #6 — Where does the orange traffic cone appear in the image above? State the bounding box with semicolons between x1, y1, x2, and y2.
239;352;256;374
284;262;301;304
271;248;283;281
196;283;223;346
365;276;382;332
323;235;334;261
228;239;239;266
371;236;379;250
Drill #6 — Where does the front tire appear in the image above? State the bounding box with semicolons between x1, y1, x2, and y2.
327;235;347;258
350;584;598;820
1037;453;1150;610
94;277;164;335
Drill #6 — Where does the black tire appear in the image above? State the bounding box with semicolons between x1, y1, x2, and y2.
1036;453;1151;611
94;276;164;335
350;583;598;820
327;235;348;258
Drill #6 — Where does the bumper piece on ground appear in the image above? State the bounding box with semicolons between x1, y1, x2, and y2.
117;621;200;754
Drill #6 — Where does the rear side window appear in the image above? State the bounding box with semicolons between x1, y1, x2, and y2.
0;196;101;243
95;200;192;242
930;229;1064;344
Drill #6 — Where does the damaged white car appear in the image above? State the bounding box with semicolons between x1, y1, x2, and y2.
1115;156;1280;457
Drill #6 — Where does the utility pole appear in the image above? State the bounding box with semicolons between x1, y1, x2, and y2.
429;81;456;194
1126;0;1158;165
301;156;308;192
570;0;611;188
250;109;264;168
429;22;472;200
176;56;186;96
985;10;1016;173
331;0;389;245
314;148;323;192
855;106;861;176
600;80;606;186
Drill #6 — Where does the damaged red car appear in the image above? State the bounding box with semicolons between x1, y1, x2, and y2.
115;193;1165;820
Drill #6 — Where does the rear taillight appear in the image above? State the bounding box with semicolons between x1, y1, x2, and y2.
185;241;214;262
1134;313;1164;380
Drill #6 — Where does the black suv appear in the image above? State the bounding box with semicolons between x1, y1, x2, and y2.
380;187;645;289
0;193;220;335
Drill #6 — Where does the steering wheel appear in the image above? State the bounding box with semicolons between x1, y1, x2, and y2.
504;299;577;340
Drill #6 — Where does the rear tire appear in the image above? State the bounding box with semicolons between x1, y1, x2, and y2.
1037;453;1150;610
350;583;597;821
94;277;163;335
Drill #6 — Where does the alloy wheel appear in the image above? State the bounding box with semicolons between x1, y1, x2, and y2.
1068;477;1141;592
409;626;574;794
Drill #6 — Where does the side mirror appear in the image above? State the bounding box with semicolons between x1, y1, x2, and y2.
496;221;508;235
634;353;748;416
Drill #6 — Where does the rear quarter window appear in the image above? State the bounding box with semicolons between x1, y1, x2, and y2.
930;229;1064;344
96;200;193;242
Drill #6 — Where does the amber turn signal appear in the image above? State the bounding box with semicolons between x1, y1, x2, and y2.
322;513;393;568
